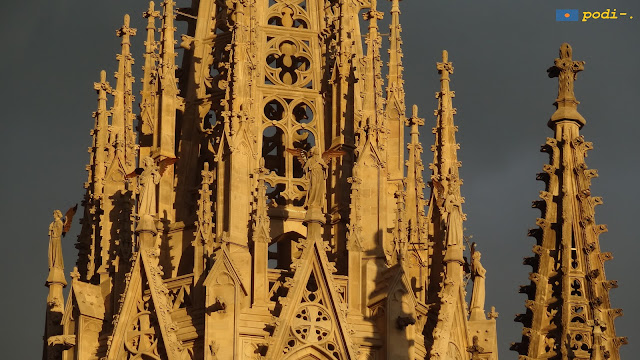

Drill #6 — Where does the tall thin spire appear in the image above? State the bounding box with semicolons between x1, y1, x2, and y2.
426;51;469;359
157;0;179;159
112;14;138;169
92;70;112;198
513;43;626;360
385;0;406;179
405;105;426;241
362;0;386;141
387;0;404;99
431;50;461;195
139;1;160;140
157;0;180;220
405;105;427;302
76;70;113;280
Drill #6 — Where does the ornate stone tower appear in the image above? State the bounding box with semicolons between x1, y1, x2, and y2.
42;1;498;359
511;43;627;360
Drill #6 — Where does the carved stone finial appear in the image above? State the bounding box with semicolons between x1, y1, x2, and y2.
407;104;425;127
144;1;160;19
437;50;454;79
487;306;499;320
116;14;137;39
547;43;586;127
70;267;80;281
467;336;485;359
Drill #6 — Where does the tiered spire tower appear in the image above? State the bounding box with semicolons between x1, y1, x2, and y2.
512;43;627;360
36;2;551;360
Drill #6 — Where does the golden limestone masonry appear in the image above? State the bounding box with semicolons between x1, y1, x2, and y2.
42;1;624;359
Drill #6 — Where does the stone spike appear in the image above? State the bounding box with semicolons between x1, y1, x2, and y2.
92;70;113;197
387;0;404;96
385;0;406;180
157;0;179;159
112;14;137;169
432;50;461;196
74;70;113;281
155;0;180;221
515;44;625;360
362;0;386;137
426;51;476;360
404;105;427;289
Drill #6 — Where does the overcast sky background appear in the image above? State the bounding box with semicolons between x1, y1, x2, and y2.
1;0;638;358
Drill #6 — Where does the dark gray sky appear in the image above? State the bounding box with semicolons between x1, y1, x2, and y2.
1;1;638;358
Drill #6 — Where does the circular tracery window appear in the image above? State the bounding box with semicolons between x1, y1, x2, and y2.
292;304;333;343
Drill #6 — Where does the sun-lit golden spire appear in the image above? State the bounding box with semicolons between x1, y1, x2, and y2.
113;14;137;168
513;43;627;360
139;1;160;139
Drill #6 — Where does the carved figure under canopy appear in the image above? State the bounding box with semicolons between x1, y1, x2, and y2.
470;243;487;319
286;146;344;209
127;156;178;217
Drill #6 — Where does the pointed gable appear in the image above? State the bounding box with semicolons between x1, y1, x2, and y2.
105;251;188;360
265;237;357;360
104;149;128;184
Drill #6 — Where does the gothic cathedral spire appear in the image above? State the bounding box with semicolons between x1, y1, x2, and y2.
512;43;627;360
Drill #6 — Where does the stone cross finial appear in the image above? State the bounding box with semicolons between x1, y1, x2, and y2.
547;43;584;103
70;267;80;281
547;43;586;126
116;14;137;40
407;104;425;127
144;1;160;20
93;70;113;96
437;50;453;80
487;306;499;319
467;336;485;360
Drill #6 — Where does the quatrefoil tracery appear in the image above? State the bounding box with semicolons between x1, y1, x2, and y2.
267;0;310;29
265;37;313;88
292;304;333;343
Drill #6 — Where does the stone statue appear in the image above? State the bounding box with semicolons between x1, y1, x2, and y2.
48;210;64;272
138;157;161;217
469;243;487;320
127;156;178;217
443;188;463;247
303;147;328;208
47;205;77;284
286;146;344;209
